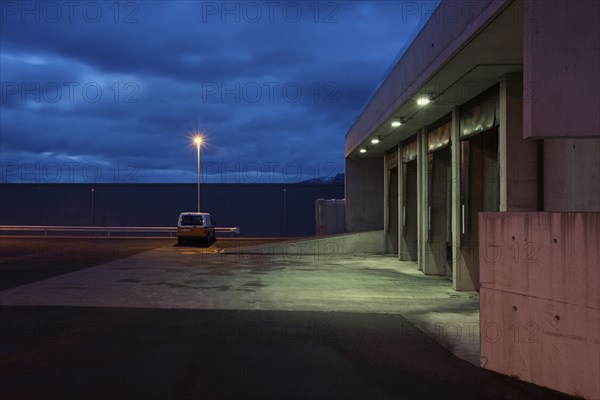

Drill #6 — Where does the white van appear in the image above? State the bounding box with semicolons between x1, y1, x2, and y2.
177;212;216;244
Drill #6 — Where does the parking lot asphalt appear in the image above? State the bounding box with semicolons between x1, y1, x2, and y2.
0;238;577;399
0;238;173;290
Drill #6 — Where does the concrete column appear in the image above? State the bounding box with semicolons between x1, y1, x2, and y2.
383;159;390;252
383;162;390;231
397;143;405;260
451;107;475;291
418;127;431;273
417;128;427;271
499;82;508;212
397;145;403;260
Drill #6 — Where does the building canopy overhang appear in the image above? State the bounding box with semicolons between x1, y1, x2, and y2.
345;0;523;158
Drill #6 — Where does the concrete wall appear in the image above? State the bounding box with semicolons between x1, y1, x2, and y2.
544;139;600;212
479;212;600;400
345;158;384;232
221;230;386;255
523;0;600;138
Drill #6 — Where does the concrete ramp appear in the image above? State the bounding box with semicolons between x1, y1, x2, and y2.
220;230;385;255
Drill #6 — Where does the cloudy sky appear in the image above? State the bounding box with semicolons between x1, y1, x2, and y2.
1;1;435;183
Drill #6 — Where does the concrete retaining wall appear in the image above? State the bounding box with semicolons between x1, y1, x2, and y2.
479;212;600;400
221;230;386;256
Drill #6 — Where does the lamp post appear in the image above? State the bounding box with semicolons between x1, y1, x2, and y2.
283;188;287;236
194;136;202;212
91;187;95;226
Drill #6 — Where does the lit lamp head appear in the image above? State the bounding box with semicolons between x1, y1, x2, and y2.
417;93;432;106
194;136;202;145
390;118;403;128
359;148;367;154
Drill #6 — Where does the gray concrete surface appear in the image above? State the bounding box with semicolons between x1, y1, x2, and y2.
0;243;479;365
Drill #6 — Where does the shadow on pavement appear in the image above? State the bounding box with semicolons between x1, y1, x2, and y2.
0;238;172;290
0;306;578;400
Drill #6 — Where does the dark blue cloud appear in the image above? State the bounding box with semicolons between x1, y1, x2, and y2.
1;1;423;183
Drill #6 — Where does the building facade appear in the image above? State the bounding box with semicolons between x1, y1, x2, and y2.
344;1;599;398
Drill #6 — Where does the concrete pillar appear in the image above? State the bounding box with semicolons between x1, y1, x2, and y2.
451;107;475;291
418;127;431;273
499;72;538;212
397;143;405;260
396;145;402;259
416;128;424;271
383;163;389;230
383;160;390;252
345;157;385;232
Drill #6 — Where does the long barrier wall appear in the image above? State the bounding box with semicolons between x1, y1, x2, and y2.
221;231;386;256
479;212;599;400
0;183;343;237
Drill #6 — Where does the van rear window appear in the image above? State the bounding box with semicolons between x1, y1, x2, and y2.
181;215;203;226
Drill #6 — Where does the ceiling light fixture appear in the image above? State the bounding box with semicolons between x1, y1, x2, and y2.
417;93;432;106
391;118;403;128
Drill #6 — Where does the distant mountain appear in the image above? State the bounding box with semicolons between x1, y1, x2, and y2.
299;173;344;184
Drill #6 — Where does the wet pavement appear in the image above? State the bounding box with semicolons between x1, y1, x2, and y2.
0;239;577;399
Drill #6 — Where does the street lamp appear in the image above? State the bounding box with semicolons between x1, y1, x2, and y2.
193;136;202;212
91;187;95;226
283;188;287;236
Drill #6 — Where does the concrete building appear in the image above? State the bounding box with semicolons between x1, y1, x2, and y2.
344;1;599;398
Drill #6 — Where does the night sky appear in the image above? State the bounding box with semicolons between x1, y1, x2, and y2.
1;1;432;183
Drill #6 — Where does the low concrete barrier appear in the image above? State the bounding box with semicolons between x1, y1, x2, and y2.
220;230;386;255
0;225;240;237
